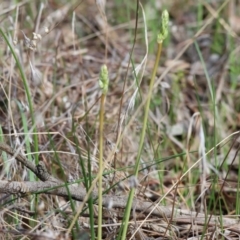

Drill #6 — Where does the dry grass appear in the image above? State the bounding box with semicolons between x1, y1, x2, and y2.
1;0;240;239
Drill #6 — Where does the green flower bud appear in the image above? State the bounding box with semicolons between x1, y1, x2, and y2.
157;10;169;43
99;64;109;95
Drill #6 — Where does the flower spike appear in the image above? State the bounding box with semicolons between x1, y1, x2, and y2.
99;64;109;95
157;9;169;43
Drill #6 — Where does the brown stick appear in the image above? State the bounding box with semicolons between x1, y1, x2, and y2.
0;143;239;230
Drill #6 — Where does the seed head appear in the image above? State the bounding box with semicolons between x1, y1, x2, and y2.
99;64;109;95
157;10;169;43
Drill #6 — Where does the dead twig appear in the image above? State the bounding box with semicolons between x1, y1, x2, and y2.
0;143;239;232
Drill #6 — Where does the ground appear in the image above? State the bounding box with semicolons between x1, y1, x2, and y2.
0;0;240;239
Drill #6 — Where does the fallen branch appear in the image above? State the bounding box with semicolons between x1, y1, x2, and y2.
0;143;239;232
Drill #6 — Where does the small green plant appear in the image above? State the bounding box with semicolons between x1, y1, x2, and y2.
0;29;40;227
98;64;109;240
118;9;169;239
0;29;39;164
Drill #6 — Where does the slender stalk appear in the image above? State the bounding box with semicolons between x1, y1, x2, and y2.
67;69;108;236
120;42;163;240
97;64;109;239
98;93;106;239
119;10;169;239
0;29;39;163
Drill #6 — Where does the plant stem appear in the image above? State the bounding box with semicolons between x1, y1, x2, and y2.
120;41;163;240
98;93;106;239
0;29;39;164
